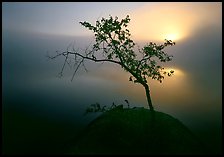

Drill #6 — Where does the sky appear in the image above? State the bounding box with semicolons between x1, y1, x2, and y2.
2;2;222;151
2;2;146;36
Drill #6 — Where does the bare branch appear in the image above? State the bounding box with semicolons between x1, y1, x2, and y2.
64;51;122;65
71;58;83;81
82;60;88;73
59;53;69;77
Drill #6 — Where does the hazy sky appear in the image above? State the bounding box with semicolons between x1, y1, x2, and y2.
3;2;221;40
2;2;147;36
2;2;222;133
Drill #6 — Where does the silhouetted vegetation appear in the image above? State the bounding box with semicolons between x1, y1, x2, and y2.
48;15;175;111
84;100;131;115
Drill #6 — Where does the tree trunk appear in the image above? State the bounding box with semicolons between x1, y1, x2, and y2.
144;84;154;111
144;84;155;127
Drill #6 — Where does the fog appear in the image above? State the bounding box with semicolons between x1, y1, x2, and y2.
3;24;222;129
2;18;222;155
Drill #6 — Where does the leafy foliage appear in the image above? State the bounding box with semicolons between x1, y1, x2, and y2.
80;15;175;85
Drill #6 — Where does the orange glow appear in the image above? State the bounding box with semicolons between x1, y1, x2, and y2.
129;2;221;42
91;65;187;108
163;67;185;77
163;33;179;41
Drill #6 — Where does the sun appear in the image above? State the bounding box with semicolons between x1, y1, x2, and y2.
163;33;179;41
129;3;199;42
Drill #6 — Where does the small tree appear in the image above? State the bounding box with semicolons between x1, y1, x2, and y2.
48;15;175;111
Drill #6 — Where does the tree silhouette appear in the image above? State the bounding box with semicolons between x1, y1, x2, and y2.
48;15;175;111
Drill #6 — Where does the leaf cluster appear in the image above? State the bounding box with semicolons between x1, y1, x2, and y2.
80;15;135;62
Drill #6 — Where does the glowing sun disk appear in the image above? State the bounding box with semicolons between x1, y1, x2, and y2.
164;33;179;41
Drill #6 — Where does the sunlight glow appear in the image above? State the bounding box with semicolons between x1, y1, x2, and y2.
164;67;185;77
163;33;179;41
129;3;221;42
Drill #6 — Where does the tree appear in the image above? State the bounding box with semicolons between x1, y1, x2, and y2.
48;15;175;111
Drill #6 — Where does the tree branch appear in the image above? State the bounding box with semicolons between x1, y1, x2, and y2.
71;58;83;81
48;50;123;81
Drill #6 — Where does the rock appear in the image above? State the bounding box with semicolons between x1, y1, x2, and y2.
66;108;206;155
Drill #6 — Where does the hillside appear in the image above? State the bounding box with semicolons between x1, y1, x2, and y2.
66;107;207;155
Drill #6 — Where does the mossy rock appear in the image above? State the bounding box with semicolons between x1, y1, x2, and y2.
66;107;206;155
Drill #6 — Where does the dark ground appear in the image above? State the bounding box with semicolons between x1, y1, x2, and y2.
2;106;222;155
